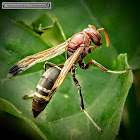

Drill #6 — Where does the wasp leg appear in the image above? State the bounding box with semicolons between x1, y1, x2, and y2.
44;62;63;72
79;59;132;74
89;45;99;51
71;65;103;132
72;65;84;109
83;45;99;55
44;62;57;72
22;93;34;99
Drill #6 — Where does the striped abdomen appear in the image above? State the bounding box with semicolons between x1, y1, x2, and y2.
32;66;61;118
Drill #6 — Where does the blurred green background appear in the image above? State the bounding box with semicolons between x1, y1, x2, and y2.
0;0;140;140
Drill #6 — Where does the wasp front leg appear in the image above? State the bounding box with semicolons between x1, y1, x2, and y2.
89;45;99;51
71;64;103;132
79;59;132;74
84;45;99;54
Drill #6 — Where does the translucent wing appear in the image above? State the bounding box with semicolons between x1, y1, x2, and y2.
49;47;84;97
8;41;68;78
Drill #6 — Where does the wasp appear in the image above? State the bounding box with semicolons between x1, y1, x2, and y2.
8;25;132;132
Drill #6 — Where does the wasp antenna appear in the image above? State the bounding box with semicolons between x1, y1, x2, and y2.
83;109;103;133
88;25;96;30
97;28;109;47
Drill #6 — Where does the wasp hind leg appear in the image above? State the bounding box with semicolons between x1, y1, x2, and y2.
22;93;34;99
79;59;132;74
44;61;57;72
44;61;63;72
71;65;103;132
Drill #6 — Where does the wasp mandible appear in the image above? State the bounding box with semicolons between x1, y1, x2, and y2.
8;25;132;132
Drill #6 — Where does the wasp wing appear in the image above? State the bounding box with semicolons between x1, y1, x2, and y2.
49;47;84;97
8;41;68;78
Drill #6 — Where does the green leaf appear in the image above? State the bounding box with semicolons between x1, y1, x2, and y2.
0;11;66;79
31;14;54;32
31;14;66;46
0;98;47;140
0;1;136;139
0;53;133;139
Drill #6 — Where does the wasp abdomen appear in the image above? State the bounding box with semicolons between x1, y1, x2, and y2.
32;66;61;118
32;94;50;118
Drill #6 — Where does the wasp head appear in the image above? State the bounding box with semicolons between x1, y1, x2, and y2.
83;25;109;47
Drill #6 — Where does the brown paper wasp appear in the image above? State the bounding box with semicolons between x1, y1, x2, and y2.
8;25;132;132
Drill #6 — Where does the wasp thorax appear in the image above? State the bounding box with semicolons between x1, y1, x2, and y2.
68;32;91;50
